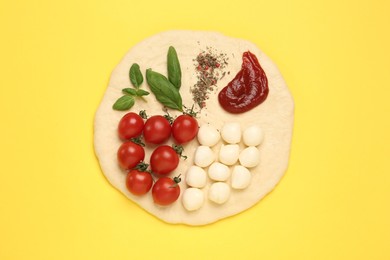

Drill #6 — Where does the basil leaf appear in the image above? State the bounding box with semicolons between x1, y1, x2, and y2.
122;88;137;95
112;95;135;110
167;46;181;89
129;63;143;89
136;89;149;96
146;69;182;111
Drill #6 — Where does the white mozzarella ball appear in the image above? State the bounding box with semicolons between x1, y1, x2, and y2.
219;144;239;165
221;122;241;144
197;124;220;147
239;146;260;168
185;166;207;188
243;125;264;146
182;188;205;211
231;165;251;189
208;162;230;181
208;182;231;204
194;146;215;167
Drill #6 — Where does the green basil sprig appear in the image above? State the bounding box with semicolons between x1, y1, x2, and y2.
122;88;149;96
112;63;149;111
167;46;181;89
129;63;143;88
113;95;135;110
112;88;149;110
146;69;182;111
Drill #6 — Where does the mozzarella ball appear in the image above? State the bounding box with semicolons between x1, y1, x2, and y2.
208;182;231;204
243;125;264;146
182;188;205;211
221;122;241;144
231;165;251;189
185;166;207;188
197;124;220;147
194;146;215;167
208;162;230;181
239;146;260;168
219;144;239;165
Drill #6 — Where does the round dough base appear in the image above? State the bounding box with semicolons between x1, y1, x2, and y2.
94;30;294;226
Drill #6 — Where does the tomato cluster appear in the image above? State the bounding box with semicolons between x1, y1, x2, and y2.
116;111;198;206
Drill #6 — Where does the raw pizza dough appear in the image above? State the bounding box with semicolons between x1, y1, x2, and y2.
94;30;294;225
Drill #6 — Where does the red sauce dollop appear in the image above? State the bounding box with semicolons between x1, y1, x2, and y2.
218;51;269;113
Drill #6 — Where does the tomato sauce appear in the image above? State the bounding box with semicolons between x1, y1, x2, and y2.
218;51;269;113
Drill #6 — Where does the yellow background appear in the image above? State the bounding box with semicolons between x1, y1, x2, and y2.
1;0;389;259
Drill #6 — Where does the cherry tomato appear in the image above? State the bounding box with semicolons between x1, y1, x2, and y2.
172;115;199;144
126;169;153;196
117;141;145;170
150;145;179;175
152;176;181;206
118;112;144;140
143;115;171;144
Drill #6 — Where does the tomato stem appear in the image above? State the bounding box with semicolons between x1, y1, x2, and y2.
134;162;149;172
173;174;182;185
131;137;145;147
163;109;175;124
183;104;198;117
168;175;181;188
172;144;187;160
139;110;148;119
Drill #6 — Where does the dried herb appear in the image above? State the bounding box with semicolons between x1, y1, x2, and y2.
191;47;229;108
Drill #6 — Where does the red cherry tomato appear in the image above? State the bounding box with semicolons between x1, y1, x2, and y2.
118;112;144;140
126;169;153;196
117;141;145;170
150;145;179;175
143;115;171;144
172;115;199;144
152;176;181;206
